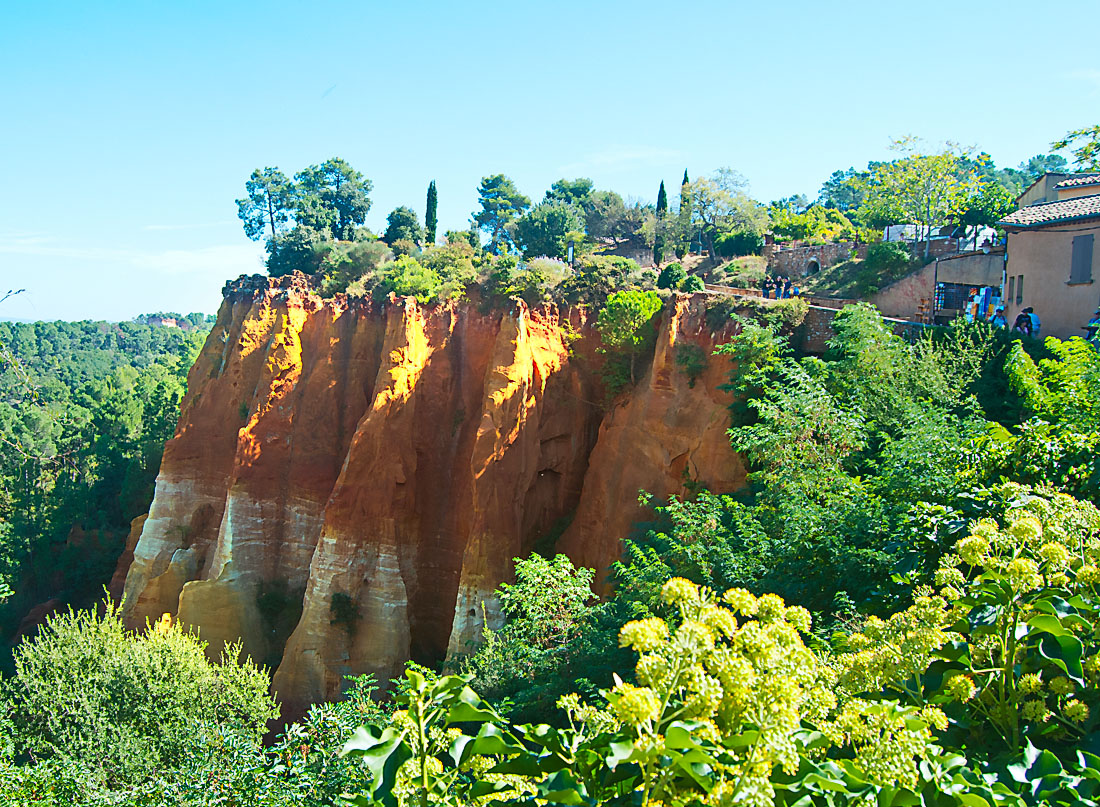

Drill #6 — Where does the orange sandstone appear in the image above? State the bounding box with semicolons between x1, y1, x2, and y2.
120;274;745;715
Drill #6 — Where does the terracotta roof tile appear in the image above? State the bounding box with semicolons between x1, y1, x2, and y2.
1000;195;1100;229
1054;174;1100;189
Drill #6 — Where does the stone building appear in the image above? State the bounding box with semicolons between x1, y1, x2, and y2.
999;174;1100;339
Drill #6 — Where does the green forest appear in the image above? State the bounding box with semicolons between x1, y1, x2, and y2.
0;315;208;640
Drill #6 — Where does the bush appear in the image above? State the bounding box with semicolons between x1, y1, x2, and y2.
715;230;764;257
679;274;705;292
266;226;333;277
674;343;707;387
3;603;276;792
317;239;391;296
864;241;913;276
373;256;443;304
656;262;686;290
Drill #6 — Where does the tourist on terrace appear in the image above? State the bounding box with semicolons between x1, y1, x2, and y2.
1012;312;1032;337
1085;309;1100;342
1023;307;1041;339
990;308;1007;328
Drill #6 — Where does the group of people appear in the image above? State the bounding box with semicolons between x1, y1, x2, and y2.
761;275;799;299
989;306;1100;347
989;306;1041;338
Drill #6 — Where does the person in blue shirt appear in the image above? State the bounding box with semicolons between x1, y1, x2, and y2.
990;307;1007;328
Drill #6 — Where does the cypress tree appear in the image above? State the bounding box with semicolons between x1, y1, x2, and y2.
425;180;438;246
676;171;692;259
654;180;668;265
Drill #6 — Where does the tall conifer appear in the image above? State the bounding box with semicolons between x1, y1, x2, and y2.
425;180;438;245
654;180;668;265
676;171;692;258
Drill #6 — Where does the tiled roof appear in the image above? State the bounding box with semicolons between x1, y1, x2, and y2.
1000;194;1100;229
1054;174;1100;189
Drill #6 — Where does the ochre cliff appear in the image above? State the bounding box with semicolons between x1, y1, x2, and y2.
120;274;745;715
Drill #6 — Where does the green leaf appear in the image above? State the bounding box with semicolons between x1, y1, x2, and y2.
340;727;411;807
1039;632;1085;683
968;603;1003;632
1028;613;1072;637
536;769;589;806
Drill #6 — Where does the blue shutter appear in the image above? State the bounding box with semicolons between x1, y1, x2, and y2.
1071;234;1094;284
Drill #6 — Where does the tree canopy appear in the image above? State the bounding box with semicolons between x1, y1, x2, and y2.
473;174;530;253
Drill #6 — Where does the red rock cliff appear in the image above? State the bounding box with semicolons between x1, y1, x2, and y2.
120;274;745;715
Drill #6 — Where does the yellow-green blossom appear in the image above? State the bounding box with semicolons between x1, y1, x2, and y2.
1018;673;1043;695
1064;699;1090;723
619;617;669;652
661;577;699;606
1038;541;1072;569
1021;700;1050;723
722;587;758;615
1006;558;1042;593
1049;676;1074;696
946;675;976;702
609;682;660;726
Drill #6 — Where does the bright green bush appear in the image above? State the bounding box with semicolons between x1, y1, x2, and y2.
2;603;277;793
374;256;443;304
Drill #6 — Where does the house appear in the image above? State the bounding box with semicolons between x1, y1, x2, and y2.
999;174;1100;339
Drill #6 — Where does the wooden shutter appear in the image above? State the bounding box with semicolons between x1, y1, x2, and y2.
1017;275;1024;304
1071;234;1094;284
1007;276;1015;302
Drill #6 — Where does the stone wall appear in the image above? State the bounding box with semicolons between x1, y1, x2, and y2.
766;242;865;277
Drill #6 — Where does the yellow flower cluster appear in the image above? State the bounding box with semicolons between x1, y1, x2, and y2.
601;578;940;805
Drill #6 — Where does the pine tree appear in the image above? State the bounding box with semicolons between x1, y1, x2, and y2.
654;180;668;265
425;180;438;246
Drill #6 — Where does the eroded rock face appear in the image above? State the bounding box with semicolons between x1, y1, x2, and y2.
120;275;745;715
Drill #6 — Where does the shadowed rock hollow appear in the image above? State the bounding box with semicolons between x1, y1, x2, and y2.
119;273;745;716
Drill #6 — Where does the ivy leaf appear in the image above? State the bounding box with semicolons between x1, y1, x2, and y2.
967;603;1002;632
1038;632;1085;683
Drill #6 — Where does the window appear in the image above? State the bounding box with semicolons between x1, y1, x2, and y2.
1017;275;1024;304
1007;276;1015;302
1071;234;1094;284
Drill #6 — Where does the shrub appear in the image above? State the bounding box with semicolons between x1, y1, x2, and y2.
266;226;333;277
656;262;686;290
863;241;913;277
3;603;276;791
374;256;443;304
318;239;391;296
679;274;705;292
675;343;708;387
715;230;764;257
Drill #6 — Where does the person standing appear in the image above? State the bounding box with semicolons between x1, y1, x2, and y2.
1013;312;1032;336
990;308;1007;328
1023;307;1041;339
1086;309;1100;342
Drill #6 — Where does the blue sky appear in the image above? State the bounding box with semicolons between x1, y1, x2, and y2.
1;0;1098;321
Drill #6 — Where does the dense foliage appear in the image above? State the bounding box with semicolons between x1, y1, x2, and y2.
0;317;207;636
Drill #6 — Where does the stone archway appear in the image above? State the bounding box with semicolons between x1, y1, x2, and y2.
806;258;820;275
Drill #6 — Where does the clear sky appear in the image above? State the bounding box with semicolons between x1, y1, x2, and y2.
2;0;1098;321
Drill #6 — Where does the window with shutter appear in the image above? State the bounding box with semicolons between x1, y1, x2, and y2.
1017;275;1024;304
1007;276;1015;302
1070;234;1094;284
